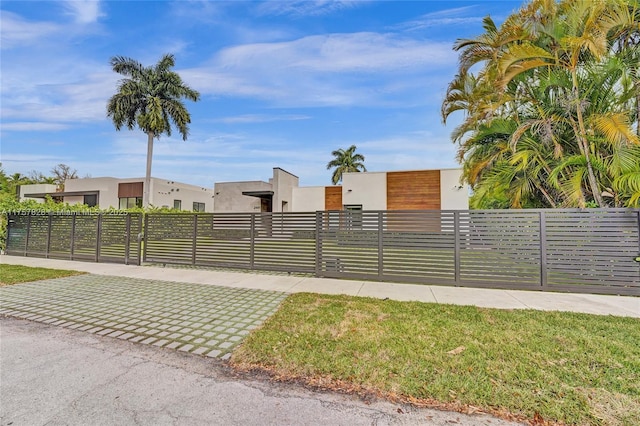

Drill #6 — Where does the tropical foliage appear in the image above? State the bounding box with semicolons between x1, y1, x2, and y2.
326;145;367;185
442;0;640;208
107;54;200;207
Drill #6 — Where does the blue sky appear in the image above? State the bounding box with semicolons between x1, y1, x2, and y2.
1;0;522;187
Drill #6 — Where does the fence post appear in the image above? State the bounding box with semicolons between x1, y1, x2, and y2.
539;211;548;289
454;211;460;284
250;214;255;269
46;213;52;258
377;211;384;280
24;214;31;257
124;214;131;265
315;211;322;277
5;214;13;254
70;214;76;260
192;214;198;265
142;214;148;264
96;214;102;263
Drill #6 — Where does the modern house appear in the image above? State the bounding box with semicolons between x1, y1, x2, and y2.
20;177;214;211
213;168;299;213
213;167;469;212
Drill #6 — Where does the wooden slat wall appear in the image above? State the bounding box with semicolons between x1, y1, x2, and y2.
118;182;143;198
386;171;440;210
325;186;343;210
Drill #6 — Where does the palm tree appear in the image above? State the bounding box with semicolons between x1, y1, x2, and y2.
107;54;200;207
443;0;639;208
326;145;366;185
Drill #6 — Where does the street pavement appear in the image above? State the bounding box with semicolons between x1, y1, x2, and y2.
1;318;523;425
1;254;637;425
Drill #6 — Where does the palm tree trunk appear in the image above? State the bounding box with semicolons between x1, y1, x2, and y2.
571;71;604;207
143;131;154;208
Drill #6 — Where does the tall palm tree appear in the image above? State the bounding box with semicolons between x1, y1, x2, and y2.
326;145;366;185
107;54;200;207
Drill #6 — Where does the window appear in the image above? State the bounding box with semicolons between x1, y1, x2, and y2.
193;202;206;212
83;194;98;207
173;199;182;210
119;197;142;209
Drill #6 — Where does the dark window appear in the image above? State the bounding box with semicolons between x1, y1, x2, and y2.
174;200;182;210
83;194;98;207
119;197;142;209
193;202;206;212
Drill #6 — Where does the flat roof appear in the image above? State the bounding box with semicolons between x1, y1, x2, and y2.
24;190;99;198
242;190;274;198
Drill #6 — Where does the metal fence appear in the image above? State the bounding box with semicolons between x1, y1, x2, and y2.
5;213;142;265
5;209;640;295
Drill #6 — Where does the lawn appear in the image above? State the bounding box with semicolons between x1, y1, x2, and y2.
0;264;85;286
231;293;640;425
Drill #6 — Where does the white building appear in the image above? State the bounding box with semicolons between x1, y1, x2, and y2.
20;177;214;212
214;168;469;212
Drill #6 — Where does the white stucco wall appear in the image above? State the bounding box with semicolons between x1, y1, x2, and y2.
213;181;271;212
272;168;299;213
19;184;59;202
63;177;214;211
151;179;214;211
64;177;120;208
439;168;469;210
341;172;387;210
292;186;325;211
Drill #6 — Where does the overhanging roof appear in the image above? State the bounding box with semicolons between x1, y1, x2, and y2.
23;190;99;198
242;190;274;198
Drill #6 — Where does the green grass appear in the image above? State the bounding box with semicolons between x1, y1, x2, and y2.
0;264;85;286
231;293;640;425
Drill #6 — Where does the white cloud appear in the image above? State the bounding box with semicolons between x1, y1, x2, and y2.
215;114;310;124
183;32;456;107
256;1;363;17
61;0;103;24
0;122;71;131
0;11;60;49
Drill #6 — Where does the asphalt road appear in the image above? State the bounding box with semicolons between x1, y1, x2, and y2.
0;317;522;426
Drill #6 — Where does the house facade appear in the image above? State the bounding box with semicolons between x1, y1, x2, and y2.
20;177;214;211
213;168;299;213
292;168;468;211
213;167;468;212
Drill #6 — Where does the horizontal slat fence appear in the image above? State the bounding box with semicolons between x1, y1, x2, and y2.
6;213;142;265
5;209;639;295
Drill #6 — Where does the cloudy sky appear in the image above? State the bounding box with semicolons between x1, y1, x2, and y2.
1;0;521;187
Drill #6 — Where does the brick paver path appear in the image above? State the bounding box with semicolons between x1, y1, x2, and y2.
0;275;287;359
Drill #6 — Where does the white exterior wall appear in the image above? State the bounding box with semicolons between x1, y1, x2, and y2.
439;168;469;210
272;168;298;212
341;172;387;210
213;181;271;212
292;186;325;211
150;179;213;211
19;184;59;202
64;177;213;211
64;177;120;208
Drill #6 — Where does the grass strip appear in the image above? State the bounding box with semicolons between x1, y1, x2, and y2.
0;264;85;286
231;293;640;425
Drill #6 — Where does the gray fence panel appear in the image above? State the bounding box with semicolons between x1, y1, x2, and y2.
5;213;140;265
6;209;639;295
545;210;640;291
457;210;541;288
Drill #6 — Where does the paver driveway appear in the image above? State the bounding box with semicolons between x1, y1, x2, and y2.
0;274;287;359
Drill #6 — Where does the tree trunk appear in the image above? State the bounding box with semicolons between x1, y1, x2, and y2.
143;131;154;208
571;72;604;207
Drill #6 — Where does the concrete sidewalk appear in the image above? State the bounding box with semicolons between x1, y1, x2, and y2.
2;255;638;318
